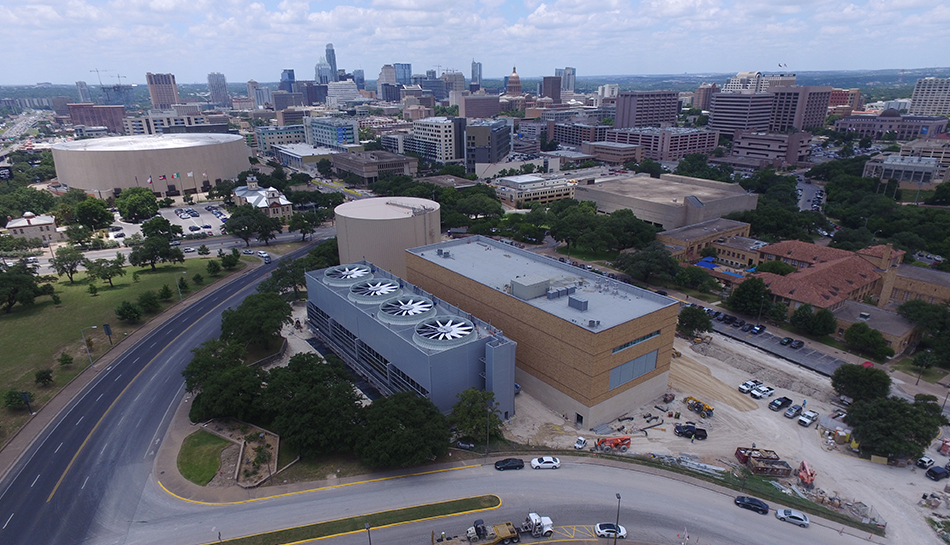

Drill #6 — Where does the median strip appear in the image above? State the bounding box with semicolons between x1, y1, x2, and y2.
209;494;501;545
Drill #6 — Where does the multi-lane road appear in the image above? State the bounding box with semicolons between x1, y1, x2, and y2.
0;238;325;545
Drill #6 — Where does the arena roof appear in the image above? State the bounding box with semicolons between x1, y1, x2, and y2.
408;236;675;331
51;133;243;152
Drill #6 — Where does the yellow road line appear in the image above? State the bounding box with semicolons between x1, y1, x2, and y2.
158;463;483;506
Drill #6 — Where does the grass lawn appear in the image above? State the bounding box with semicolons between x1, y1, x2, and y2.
0;258;244;447
554;246;619;264
178;430;232;485
890;357;947;384
220;495;500;545
900;190;934;203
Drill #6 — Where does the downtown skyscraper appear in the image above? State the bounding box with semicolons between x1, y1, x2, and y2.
207;72;230;107
326;43;338;82
471;60;482;85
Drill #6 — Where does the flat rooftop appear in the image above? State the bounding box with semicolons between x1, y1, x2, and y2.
833;301;915;337
660;218;750;242
408;236;674;331
588;175;746;205
51;133;243;152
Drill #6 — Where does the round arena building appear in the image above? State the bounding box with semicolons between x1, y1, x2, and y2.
51;134;251;197
335;197;441;278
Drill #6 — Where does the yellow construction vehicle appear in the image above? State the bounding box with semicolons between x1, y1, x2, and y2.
684;396;715;418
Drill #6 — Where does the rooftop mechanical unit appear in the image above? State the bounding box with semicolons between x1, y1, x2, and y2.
323;264;373;287
348;279;402;304
413;315;476;350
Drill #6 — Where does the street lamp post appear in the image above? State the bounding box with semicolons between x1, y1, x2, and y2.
613;493;621;545
364;523;372;545
80;325;98;365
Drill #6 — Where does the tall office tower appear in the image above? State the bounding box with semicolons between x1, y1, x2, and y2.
247;80;260;108
557;67;576;92
426;69;437;80
314;58;333;84
471;60;483;86
353;69;365;90
279;70;296;92
441;71;466;94
326;43;338;82
207;72;230;107
465;119;510;173
76;81;92;102
909;77;950;116
707;92;774;136
541;76;562;103
254;86;272;108
146;72;181;110
377;64;397;95
768;86;832;132
693;83;720;111
723;71;796;93
614;90;678;128
394;63;412;86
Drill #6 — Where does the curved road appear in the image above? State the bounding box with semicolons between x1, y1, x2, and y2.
0;239;324;545
0;232;877;545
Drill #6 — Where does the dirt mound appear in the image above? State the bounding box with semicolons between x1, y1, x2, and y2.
670;353;757;412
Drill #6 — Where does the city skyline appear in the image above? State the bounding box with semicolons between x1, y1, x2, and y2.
3;0;948;85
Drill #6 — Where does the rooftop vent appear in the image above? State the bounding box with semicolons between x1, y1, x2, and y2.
859;312;870;321
568;295;588;311
348;279;402;304
413;316;477;350
378;295;436;325
323;264;373;287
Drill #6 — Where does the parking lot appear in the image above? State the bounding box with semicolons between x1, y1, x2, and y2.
106;201;230;241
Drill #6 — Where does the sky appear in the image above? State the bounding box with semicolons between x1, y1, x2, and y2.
2;0;948;85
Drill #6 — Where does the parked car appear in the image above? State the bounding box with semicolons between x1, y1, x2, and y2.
202;224;212;229
769;397;793;411
257;250;269;258
456;440;475;449
108;226;122;232
169;240;181;246
751;325;767;334
734;496;769;515
775;509;810;528
733;319;746;328
531;456;561;469
183;247;196;253
655;290;668;296
723;315;736;325
493;458;524;471
917;456;936;469
594;523;627;539
780;337;793;346
740;323;754;332
574;437;588;450
798;410;819;427
927;466;950;481
784;405;802;418
674;422;707;440
739;379;762;394
113;232;125;238
750;385;775;399
188;225;201;231
790;340;805;349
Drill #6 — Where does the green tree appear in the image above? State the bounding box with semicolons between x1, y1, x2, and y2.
357;392;450;469
288;211;322;241
51;245;85;283
812;308;838;337
137;290;161;313
73;198;114;231
192;273;204;285
845;394;948;459
678;307;712;337
316;158;332;177
182;338;247;394
115;187;159;222
178;276;189;292
675;266;714;291
206;260;221;276
727;277;771;317
65;224;93;246
616;241;679;284
141;216;183;241
768;302;789;323
255;215;283;246
88;283;98;297
264;354;363;456
831;363;892;402
197;244;210;256
34;369;53;387
223;205;261;247
58;352;74;367
189;365;264;422
115;300;142;323
844;322;895;360
790;303;815;332
0;260;55;313
450;388;503;442
700;246;718;259
912;350;937;385
220;292;292;349
925;182;950;206
129;237;184;270
158;284;173;300
756;260;796;276
4;389;33;410
219;248;241;270
83;253;126;287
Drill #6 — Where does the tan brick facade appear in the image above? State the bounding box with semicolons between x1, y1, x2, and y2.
406;252;678;426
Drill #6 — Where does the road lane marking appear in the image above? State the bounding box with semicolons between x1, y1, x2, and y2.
133;357;140;363
114;374;122;381
31;474;40;487
76;417;83;426
54;443;62;453
157;464;482;505
45;260;285;503
3;513;12;529
81;477;89;490
96;393;103;401
150;342;156;348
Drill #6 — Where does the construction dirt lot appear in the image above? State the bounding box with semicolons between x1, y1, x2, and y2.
502;333;949;545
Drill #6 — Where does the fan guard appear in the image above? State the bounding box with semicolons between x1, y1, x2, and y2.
413;315;477;350
348;279;402;304
323;264;373;287
377;296;436;325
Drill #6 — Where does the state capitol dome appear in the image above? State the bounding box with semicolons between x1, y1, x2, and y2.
506;66;522;95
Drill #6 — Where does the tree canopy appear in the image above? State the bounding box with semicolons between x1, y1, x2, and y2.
727;277;771;317
220;292;292;349
0;259;55;313
356;392;449;469
450;388;503;442
616;241;678;283
115;187;159;223
845;394;947;459
844;322;895;361
678;307;712;337
831;363;892;402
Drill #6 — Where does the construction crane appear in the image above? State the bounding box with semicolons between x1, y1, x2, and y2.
798;460;817;489
112;74;127;83
89;68;111;87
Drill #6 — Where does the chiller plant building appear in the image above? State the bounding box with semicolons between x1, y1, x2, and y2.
305;263;516;418
406;236;678;427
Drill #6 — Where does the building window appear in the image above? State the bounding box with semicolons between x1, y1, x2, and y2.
609;350;658;390
612;330;661;354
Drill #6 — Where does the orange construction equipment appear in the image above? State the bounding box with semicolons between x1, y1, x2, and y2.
940;438;950;456
594;436;631;453
798;460;817;489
